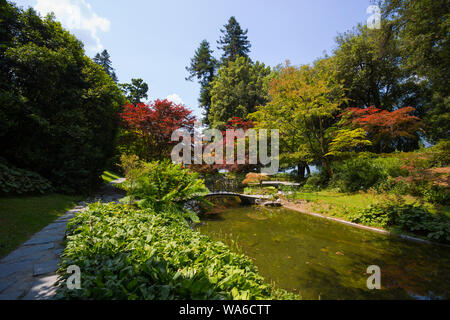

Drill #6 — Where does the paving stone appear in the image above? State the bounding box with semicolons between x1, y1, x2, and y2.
1;243;54;263
55;215;74;222
36;229;67;238
41;222;68;232
0;260;34;278
0;280;15;293
0;288;26;300
22;275;58;300
23;234;63;246
33;259;59;276
0;197;93;299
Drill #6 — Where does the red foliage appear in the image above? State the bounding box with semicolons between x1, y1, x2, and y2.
214;117;258;173
120;99;195;160
342;106;423;152
225;117;255;131
189;117;258;174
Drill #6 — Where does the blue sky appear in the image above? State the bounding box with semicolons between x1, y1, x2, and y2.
14;0;373;118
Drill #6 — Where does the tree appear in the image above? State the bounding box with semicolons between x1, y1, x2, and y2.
333;24;422;112
213;117;260;173
0;6;125;192
208;56;271;128
120;78;149;105
119;99;195;161
217;16;251;65
186;40;217;124
381;0;450;142
93;49;118;82
342;106;423;153
251;59;370;179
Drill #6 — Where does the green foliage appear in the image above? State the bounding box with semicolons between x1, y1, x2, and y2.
244;186;277;196
251;58;350;179
327;128;372;158
408;181;450;206
121;158;210;217
302;173;329;192
93;49;118;82
330;156;407;192
0;6;126;193
209;56;271;127
382;0;450;142
55;203;297;300
119;78;149;105
348;198;450;243
334;24;421;112
0;159;53;195
422;185;450;206
185;40;217;124
428;140;450;167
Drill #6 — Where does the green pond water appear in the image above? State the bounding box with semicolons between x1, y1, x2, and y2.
197;204;450;300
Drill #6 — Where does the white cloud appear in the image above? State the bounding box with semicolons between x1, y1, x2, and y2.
166;93;184;105
34;0;110;52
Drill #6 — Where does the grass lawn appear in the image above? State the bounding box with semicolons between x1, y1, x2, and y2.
285;190;450;218
101;171;122;183
0;194;84;258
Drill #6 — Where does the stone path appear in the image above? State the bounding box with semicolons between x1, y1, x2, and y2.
0;180;125;300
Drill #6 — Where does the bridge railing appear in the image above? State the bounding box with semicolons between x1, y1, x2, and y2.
202;176;244;193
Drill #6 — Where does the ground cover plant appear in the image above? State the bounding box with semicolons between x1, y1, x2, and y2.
347;198;450;243
0;160;53;195
55;203;298;300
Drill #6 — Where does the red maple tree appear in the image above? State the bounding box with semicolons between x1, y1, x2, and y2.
120;99;195;160
189;117;258;174
342;106;423;152
214;117;259;173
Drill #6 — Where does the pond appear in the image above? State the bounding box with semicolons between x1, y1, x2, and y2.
197;203;450;300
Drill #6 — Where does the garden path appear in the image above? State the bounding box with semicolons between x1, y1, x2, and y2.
0;180;124;300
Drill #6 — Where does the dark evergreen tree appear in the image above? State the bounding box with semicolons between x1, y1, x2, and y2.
119;78;149;105
217;16;251;65
186;40;217;124
93;49;118;82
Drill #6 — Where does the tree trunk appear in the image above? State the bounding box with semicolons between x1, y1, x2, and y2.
297;163;306;181
322;158;333;180
305;165;311;178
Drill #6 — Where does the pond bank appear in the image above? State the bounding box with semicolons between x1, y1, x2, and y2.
198;204;450;299
280;199;448;247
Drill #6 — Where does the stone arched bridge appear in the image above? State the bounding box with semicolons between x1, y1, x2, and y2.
205;192;271;205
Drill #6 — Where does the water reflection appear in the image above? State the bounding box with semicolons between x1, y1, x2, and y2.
198;205;450;300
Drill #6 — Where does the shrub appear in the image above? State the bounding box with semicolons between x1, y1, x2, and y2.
330;156;407;192
404;178;450;206
244;186;278;196
348;199;450;243
120;158;210;220
301;171;329;192
428;140;450;167
0;160;53;195
242;173;268;185
55;203;298;300
420;184;450;206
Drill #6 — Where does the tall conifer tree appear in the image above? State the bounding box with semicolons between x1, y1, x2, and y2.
217;16;251;65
